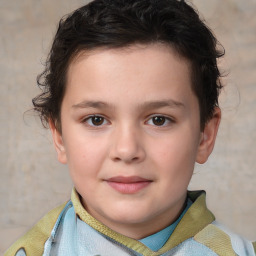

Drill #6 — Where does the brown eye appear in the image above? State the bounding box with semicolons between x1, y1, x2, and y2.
152;116;166;126
91;116;104;126
85;116;107;126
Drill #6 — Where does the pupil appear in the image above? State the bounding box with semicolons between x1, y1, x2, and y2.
92;116;104;125
153;116;165;126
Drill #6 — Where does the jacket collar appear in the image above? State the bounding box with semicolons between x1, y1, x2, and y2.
71;189;215;255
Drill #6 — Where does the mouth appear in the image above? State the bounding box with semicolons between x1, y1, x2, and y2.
105;176;152;194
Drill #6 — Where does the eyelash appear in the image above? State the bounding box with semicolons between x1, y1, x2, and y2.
146;115;174;127
82;115;109;127
82;114;175;128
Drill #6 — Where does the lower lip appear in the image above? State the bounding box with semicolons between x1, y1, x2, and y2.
107;181;151;194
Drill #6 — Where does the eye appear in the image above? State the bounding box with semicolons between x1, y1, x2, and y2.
83;115;108;127
146;115;173;126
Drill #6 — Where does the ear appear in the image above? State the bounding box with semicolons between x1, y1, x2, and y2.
49;120;67;164
196;107;221;164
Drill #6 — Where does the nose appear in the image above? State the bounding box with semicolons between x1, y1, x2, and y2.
109;124;146;163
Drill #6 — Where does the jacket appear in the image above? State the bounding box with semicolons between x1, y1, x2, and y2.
5;189;256;256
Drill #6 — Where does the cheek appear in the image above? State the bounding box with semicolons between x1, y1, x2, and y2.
64;135;108;177
150;130;199;173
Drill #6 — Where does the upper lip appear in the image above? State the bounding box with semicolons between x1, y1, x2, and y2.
106;176;152;183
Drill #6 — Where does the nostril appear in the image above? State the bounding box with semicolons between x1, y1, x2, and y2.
112;156;139;163
111;153;142;163
112;156;121;162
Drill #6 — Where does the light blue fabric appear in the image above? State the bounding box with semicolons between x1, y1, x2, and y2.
161;238;218;256
15;248;26;256
16;197;255;256
47;205;219;256
49;207;138;256
139;198;193;251
42;201;73;256
45;204;218;256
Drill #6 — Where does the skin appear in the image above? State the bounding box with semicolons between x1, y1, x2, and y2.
50;43;221;239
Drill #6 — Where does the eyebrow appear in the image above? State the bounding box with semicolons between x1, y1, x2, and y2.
72;99;185;110
72;101;111;109
140;99;185;110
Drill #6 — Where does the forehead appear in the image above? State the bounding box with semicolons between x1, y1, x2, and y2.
68;43;191;81
64;43;194;106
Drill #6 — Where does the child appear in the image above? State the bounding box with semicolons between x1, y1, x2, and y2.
5;0;255;255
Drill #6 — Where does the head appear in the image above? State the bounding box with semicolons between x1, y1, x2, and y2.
33;0;224;132
33;0;223;238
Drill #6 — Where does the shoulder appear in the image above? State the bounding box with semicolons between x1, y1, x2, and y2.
4;202;68;256
185;191;255;255
194;221;256;256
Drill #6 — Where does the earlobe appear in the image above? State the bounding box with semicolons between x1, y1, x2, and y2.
49;120;67;164
196;107;221;164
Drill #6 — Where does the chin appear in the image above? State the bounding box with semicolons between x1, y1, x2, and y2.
107;206;153;225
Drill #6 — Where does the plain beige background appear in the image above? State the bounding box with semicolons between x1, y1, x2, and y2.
1;0;256;253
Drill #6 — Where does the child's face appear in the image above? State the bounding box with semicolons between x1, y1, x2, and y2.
50;44;220;238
